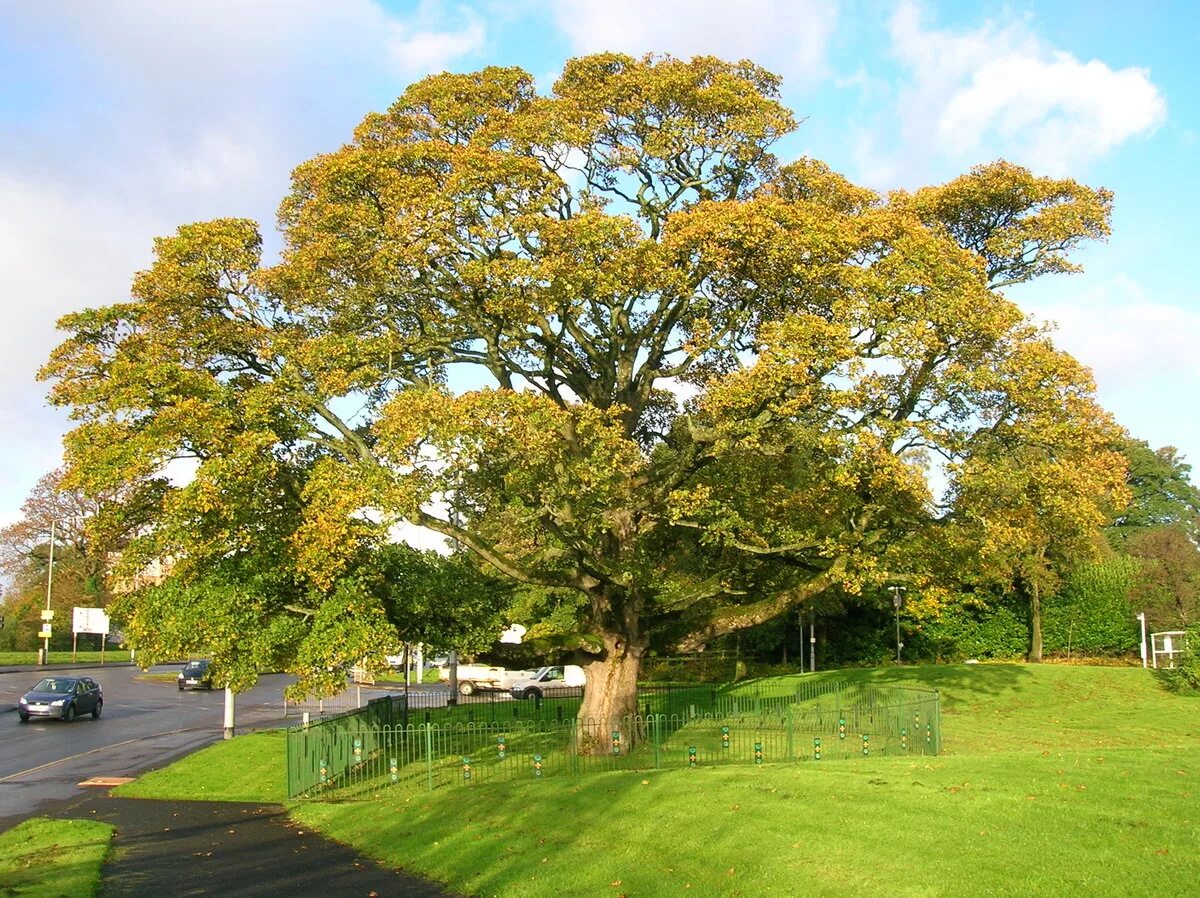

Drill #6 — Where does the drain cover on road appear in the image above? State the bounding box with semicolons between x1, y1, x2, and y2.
78;776;135;787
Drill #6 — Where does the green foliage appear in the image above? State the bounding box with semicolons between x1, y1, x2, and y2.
1041;556;1138;656
1108;439;1200;544
373;545;514;655
909;597;1029;662
112;561;309;693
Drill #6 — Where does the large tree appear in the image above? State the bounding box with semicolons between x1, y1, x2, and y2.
42;54;1126;735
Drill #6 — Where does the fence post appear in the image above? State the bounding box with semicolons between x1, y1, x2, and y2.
570;718;578;774
934;691;942;755
787;705;795;760
654;714;661;769
425;723;434;792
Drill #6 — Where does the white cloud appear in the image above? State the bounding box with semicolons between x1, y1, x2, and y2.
390;19;487;73
874;2;1166;181
1030;275;1200;386
0;1;487;519
549;0;838;85
1026;274;1200;461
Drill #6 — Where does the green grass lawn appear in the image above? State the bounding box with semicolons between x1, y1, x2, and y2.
0;817;114;898
113;730;288;803
0;650;128;666
117;663;1200;897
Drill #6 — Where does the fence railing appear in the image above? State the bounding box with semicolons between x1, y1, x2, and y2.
286;681;941;799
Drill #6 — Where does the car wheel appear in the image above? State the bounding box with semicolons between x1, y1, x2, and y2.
18;712;29;722
65;704;76;722
178;684;184;691
92;700;103;719
524;688;542;701
458;681;475;696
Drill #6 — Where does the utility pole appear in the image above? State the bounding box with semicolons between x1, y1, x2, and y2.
41;520;56;665
890;585;907;663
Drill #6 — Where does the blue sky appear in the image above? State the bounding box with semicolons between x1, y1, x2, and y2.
1;0;1197;526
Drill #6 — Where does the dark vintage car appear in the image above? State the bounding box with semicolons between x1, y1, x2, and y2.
18;676;103;722
177;659;213;690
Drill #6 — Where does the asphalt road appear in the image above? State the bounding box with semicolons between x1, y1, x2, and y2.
0;664;388;828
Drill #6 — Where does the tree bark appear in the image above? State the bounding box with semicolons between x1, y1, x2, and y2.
1028;579;1043;663
577;632;644;755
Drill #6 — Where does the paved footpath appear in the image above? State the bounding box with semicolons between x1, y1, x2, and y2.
45;791;457;897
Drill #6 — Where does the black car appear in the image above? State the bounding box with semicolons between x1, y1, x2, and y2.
18;676;103;722
177;659;213;690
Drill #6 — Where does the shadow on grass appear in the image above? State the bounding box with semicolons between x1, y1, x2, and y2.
1150;667;1200;695
737;662;1033;712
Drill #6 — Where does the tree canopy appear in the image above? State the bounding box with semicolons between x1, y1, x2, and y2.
41;54;1126;722
1108;439;1200;544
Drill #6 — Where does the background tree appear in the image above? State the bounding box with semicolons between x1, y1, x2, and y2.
1125;526;1200;630
42;54;1125;737
0;469;160;650
1107;439;1200;544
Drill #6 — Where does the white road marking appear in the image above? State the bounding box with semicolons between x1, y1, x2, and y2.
0;726;204;783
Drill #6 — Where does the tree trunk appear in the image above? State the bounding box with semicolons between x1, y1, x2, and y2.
1029;579;1043;663
577;632;644;755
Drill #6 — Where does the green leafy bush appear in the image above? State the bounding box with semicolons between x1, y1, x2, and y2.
908;598;1028;662
1042;557;1139;657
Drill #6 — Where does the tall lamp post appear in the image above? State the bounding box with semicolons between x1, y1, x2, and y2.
889;585;907;664
41;520;57;665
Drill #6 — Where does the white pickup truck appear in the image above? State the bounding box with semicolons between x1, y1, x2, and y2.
443;664;534;695
508;665;586;700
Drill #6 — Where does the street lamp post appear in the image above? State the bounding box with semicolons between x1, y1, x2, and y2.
889;585;907;664
41;520;56;665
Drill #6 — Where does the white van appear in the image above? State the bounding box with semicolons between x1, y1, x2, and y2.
508;665;586;700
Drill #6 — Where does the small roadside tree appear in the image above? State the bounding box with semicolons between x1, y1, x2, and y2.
42;54;1126;737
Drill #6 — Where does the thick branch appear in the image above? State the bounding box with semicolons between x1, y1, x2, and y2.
677;556;848;651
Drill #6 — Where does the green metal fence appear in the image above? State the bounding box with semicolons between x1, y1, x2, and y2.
286;681;941;799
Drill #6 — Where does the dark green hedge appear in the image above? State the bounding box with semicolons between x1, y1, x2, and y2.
1042;557;1139;657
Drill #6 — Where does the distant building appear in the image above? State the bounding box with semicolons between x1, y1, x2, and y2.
108;554;175;593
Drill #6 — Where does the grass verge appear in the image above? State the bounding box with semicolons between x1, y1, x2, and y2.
112;730;287;803
0;651;125;667
0;817;114;898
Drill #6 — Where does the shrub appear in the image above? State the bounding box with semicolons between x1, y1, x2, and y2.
1042;557;1139;657
907;598;1028;662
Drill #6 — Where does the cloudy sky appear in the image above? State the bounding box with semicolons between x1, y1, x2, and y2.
1;0;1196;526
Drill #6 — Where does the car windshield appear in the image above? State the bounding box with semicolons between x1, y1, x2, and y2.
32;678;75;694
184;662;207;673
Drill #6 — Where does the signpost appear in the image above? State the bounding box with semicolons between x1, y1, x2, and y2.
72;607;111;663
1136;612;1148;669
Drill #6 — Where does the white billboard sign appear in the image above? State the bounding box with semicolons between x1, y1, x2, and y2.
73;607;111;636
